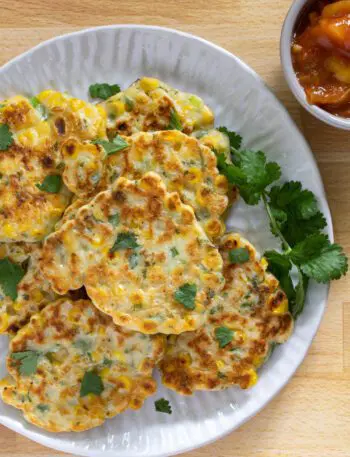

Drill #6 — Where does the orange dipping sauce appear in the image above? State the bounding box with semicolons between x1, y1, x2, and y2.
292;0;350;117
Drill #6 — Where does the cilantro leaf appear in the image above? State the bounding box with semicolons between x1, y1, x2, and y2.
155;398;172;414
110;232;139;252
0;257;25;300
80;371;104;397
264;250;295;304
102;357;112;367
89;83;121;100
215;152;246;186
11;351;40;376
36;175;62;193
108;213;120;227
228;247;250;264
235;150;281;193
168;108;182;131
215;326;234;348
293;270;309;318
268;182;326;246
291;234;348;283
93;135;128;155
0;123;14;150
217;126;242;150
29;96;48;120
174;283;197;310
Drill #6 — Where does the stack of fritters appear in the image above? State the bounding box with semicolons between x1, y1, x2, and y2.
0;78;293;432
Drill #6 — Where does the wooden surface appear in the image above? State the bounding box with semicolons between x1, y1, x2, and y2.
0;0;349;456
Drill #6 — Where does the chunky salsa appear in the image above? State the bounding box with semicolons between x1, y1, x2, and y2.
292;0;350;117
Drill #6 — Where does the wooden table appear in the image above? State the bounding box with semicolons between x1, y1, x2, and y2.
1;0;349;456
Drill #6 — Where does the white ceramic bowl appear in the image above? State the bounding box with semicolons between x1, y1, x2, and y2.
281;0;350;130
0;25;332;457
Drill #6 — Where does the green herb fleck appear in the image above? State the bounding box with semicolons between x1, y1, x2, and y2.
73;339;91;354
80;371;104;397
0;123;14;150
215;326;234;348
168;108;182;131
108;213;120;227
29;97;48;119
170;247;179;257
102;357;112;367
37;404;49;413
174;283;197;310
124;96;134;110
228;247;250;264
129;252;139;269
36;175;62;193
89;83;121;100
155;398;172;414
0;257;25;300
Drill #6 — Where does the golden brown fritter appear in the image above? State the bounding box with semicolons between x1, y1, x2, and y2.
99;77;215;138
159;233;293;394
40;172;224;334
0;298;165;432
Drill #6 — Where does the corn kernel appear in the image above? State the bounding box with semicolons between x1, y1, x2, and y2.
116;375;132;391
272;299;288;315
139;77;159;92
2;224;16;238
0;313;9;333
246;368;258;388
216;360;225;370
186;167;202;184
112;350;126;362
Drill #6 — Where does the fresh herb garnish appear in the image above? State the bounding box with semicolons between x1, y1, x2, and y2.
0;123;14;150
0;257;25;300
80;371;104;397
155;398;172;414
110;231;139;252
217;127;348;317
36;175;62;193
214;326;234;348
89;83;121;100
228;247;250;264
92;135;128;156
29;96;48;120
170;247;179;257
168;108;182;131
11;351;40;376
217;126;242;150
108;213;120;227
174;283;197;310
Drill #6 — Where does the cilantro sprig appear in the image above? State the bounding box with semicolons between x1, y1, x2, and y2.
89;83;121;100
174;283;197;310
217;126;348;318
92;135;129;156
155;398;172;414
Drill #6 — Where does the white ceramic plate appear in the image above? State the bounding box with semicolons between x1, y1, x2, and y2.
0;25;332;457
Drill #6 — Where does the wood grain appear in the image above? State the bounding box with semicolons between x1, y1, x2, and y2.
0;0;349;456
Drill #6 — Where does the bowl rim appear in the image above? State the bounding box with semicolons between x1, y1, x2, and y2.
280;0;350;130
0;24;333;457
